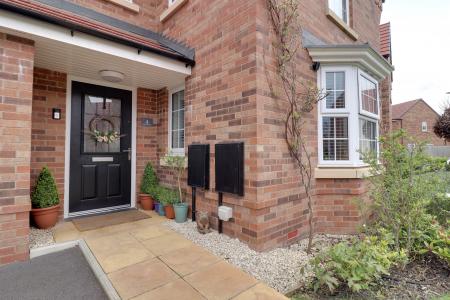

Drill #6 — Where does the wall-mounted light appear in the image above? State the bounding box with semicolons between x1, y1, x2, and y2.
52;108;61;120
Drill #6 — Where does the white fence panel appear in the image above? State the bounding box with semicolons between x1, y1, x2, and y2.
424;145;450;158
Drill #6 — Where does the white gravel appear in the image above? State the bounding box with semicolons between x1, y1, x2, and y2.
29;227;55;249
164;220;349;293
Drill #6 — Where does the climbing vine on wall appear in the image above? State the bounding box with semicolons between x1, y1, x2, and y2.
266;0;327;253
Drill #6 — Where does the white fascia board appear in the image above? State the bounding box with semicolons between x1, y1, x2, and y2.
307;46;394;81
0;9;191;76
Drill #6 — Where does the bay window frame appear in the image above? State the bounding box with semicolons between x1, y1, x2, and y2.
318;65;379;167
358;69;380;120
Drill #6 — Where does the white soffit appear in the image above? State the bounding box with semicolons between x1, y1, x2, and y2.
0;9;190;89
306;45;394;81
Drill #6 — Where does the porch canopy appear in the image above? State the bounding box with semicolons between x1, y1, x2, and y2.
0;0;193;89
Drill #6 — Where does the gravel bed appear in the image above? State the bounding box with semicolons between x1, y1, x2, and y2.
29;227;55;249
164;220;349;293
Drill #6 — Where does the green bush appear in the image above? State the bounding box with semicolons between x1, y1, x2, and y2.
153;186;179;205
31;167;60;208
416;156;448;173
311;234;407;293
140;162;158;195
426;193;450;226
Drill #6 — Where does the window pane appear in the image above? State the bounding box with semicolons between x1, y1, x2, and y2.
335;118;348;138
83;95;121;153
323;117;334;138
170;90;185;151
335;72;345;90
322;117;348;161
359;118;378;159
360;75;378;115
336;140;349;160
328;0;347;22
325;72;345;109
323;140;335;161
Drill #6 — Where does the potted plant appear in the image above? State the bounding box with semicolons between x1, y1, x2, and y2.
139;163;158;210
31;167;60;229
162;189;179;219
163;153;188;223
155;186;166;217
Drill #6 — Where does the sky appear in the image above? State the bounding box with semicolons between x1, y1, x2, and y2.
380;1;450;113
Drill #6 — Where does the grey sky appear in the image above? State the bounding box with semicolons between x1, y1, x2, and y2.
381;1;450;113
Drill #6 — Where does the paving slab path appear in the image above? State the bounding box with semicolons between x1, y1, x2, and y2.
53;210;288;300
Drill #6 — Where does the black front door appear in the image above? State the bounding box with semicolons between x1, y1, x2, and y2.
69;81;132;214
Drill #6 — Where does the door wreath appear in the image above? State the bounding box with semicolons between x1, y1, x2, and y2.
84;116;124;144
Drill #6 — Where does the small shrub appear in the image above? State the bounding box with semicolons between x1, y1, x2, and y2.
141;162;158;195
416;157;448;173
417;225;450;265
426;193;450;226
311;234;407;293
153;186;179;205
31;167;60;208
162;153;186;202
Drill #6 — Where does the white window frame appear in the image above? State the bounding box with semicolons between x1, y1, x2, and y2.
358;115;379;162
318;65;359;166
318;65;379;167
321;68;351;113
421;121;428;132
358;69;380;120
321;115;351;162
168;86;185;156
328;0;350;25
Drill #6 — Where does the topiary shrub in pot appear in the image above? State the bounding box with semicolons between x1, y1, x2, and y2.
163;153;188;223
31;167;60;229
139;162;158;210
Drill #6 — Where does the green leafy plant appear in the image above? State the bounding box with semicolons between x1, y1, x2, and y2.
162;153;186;203
154;186;179;206
140;162;158;195
31;167;60;209
311;234;407;293
425;193;450;226
363;130;438;253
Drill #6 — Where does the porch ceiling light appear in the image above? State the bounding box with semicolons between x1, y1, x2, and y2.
99;70;125;83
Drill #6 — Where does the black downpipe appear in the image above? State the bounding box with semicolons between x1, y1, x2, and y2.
191;187;196;222
218;192;223;234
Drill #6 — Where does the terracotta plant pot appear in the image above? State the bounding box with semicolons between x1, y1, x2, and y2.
164;205;175;219
31;205;59;229
139;194;154;210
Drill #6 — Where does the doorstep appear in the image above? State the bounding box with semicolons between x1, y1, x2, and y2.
51;210;288;300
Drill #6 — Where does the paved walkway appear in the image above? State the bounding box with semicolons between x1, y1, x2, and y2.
53;211;288;300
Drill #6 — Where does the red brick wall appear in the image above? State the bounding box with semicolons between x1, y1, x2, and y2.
0;33;34;265
151;0;388;250
31;68;67;215
315;178;370;234
395;101;444;145
158;0;259;246
67;0;164;32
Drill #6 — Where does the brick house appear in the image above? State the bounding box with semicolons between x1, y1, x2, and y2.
392;99;444;145
0;0;393;265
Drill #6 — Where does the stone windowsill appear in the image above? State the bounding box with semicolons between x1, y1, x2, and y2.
160;0;188;22
105;0;140;13
315;166;372;179
326;9;359;41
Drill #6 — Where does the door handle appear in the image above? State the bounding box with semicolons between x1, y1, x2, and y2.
123;148;132;160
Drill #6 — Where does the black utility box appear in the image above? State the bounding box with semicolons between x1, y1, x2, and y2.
187;144;210;189
215;142;244;196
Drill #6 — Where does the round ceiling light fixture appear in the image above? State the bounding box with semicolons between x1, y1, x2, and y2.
99;70;125;83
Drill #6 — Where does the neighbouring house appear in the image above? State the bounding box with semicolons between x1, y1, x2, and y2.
392;99;444;145
0;0;393;265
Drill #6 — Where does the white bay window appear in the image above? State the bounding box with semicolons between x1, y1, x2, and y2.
318;66;380;166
